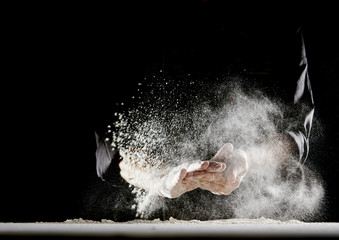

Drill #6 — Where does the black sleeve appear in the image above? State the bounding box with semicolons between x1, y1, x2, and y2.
285;29;315;164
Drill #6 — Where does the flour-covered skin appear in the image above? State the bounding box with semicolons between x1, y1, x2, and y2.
200;143;248;195
119;142;248;198
158;142;248;198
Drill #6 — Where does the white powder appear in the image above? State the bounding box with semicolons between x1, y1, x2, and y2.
64;217;304;224
109;76;324;221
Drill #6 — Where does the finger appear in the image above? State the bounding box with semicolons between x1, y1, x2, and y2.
211;142;233;162
184;171;194;178
184;170;211;179
186;161;209;172
190;171;220;182
167;167;187;185
178;168;187;181
205;161;226;172
193;171;238;186
164;168;187;193
199;181;223;191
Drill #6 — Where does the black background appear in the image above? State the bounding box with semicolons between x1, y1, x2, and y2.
2;1;338;222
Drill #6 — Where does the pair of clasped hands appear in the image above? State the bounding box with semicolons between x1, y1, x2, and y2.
158;143;249;198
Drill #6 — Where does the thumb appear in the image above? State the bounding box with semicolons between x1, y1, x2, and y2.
212;142;233;162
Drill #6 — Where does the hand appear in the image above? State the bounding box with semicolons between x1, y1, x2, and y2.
157;160;226;198
157;143;248;198
199;142;249;195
